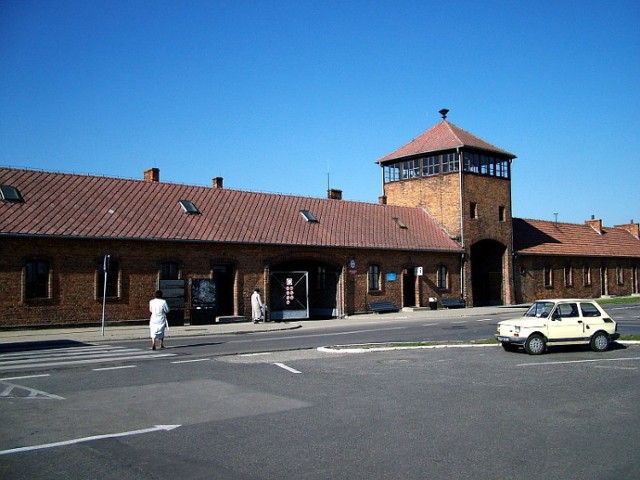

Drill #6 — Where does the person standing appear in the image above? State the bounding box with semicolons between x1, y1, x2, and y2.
149;289;170;350
251;288;264;324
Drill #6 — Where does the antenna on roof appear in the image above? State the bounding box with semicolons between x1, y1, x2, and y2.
439;108;449;120
554;212;559;224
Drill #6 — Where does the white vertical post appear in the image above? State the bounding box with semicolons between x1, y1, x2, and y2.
101;255;110;336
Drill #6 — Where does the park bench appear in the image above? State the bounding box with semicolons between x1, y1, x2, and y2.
440;298;466;309
368;301;400;314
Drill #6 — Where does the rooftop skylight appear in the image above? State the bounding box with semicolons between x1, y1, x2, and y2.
179;199;200;214
0;185;24;203
300;209;318;223
393;217;408;229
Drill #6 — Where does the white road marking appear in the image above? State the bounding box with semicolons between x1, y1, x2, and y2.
92;365;137;371
476;318;493;322
0;381;64;400
227;326;408;343
0;425;181;456
171;358;211;364
274;363;301;374
517;357;640;367
422;323;438;327
0;374;50;381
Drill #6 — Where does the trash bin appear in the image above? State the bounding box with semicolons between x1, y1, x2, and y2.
429;297;438;310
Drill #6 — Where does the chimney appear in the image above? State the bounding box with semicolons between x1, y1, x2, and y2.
378;195;387;205
327;188;342;200
585;215;603;235
144;168;160;183
213;177;223;189
614;220;640;239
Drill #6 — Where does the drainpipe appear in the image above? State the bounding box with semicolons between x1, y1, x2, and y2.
457;147;465;299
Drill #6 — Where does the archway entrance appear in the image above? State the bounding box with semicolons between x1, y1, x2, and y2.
471;240;506;306
270;259;341;320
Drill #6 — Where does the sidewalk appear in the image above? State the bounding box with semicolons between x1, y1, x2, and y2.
0;305;523;345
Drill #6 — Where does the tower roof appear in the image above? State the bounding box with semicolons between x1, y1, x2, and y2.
377;120;516;164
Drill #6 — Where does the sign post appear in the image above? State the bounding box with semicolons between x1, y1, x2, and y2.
101;255;110;336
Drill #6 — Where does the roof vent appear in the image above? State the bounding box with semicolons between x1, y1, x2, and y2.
439;108;449;120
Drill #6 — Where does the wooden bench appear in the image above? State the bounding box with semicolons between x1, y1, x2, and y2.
440;298;466;309
368;301;400;314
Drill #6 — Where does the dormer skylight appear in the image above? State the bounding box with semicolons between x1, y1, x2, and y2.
300;209;318;223
0;185;24;203
393;217;408;229
179;199;200;214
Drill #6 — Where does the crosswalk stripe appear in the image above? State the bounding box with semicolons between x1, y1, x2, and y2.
0;344;176;372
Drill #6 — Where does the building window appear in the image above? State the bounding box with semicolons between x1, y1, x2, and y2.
368;264;380;291
442;153;459;173
617;267;624;285
583;266;592;286
97;258;119;299
422;155;440;176
470;202;478;219
498;206;506;222
25;260;50;299
401;159;420;179
544;266;553;288
437;265;448;289
383;164;400;183
317;266;326;290
564;266;573;287
160;262;179;280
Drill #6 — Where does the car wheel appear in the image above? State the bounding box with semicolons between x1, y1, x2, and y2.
501;342;518;352
590;332;610;352
525;334;546;355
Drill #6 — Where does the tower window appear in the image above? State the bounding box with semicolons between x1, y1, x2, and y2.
470;202;478;219
499;206;506;222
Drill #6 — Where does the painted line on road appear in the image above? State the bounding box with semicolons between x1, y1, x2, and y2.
452;320;468;324
0;353;176;371
517;356;640;367
171;358;211;364
0;424;181;456
92;365;137;371
274;363;301;374
476;318;493;322
422;323;438;327
0;374;50;381
227;326;408;344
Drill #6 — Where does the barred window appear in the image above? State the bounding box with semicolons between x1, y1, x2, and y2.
368;264;380;291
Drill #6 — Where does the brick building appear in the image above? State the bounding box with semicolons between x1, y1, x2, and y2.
1;112;638;327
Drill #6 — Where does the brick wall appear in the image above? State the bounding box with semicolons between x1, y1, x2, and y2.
0;237;462;327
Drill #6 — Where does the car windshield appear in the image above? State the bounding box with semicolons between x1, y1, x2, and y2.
524;301;555;318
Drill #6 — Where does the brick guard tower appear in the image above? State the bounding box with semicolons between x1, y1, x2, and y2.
377;110;517;306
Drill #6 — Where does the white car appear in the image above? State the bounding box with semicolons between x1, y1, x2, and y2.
495;299;619;355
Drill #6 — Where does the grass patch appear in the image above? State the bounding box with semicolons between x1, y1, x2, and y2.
620;335;640;341
597;296;640;305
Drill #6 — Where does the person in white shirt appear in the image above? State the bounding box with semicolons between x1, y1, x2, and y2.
149;290;170;350
251;288;264;324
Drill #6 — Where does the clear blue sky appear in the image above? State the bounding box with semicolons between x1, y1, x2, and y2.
1;0;639;226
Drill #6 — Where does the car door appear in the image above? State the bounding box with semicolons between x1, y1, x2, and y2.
548;302;585;341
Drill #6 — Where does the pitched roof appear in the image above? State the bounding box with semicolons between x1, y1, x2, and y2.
377;120;516;163
0;167;463;253
513;218;640;258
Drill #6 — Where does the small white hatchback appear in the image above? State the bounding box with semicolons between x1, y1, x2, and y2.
495;299;619;355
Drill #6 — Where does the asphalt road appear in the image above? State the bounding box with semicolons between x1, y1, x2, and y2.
1;303;639;479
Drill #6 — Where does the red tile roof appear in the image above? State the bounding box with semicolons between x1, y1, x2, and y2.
513;218;640;258
0;167;463;253
377;120;516;163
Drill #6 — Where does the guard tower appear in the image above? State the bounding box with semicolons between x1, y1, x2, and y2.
377;109;517;306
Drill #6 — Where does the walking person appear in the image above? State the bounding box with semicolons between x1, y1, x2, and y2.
251;288;264;324
149;289;170;350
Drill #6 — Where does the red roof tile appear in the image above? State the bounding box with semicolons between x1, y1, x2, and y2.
377;120;516;163
0;167;462;253
513;218;640;258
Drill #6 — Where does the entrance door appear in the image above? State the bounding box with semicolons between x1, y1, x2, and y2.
270;271;309;320
471;240;506;306
403;269;416;307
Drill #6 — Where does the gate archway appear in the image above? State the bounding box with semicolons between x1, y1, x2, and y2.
269;258;341;320
471;240;506;306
